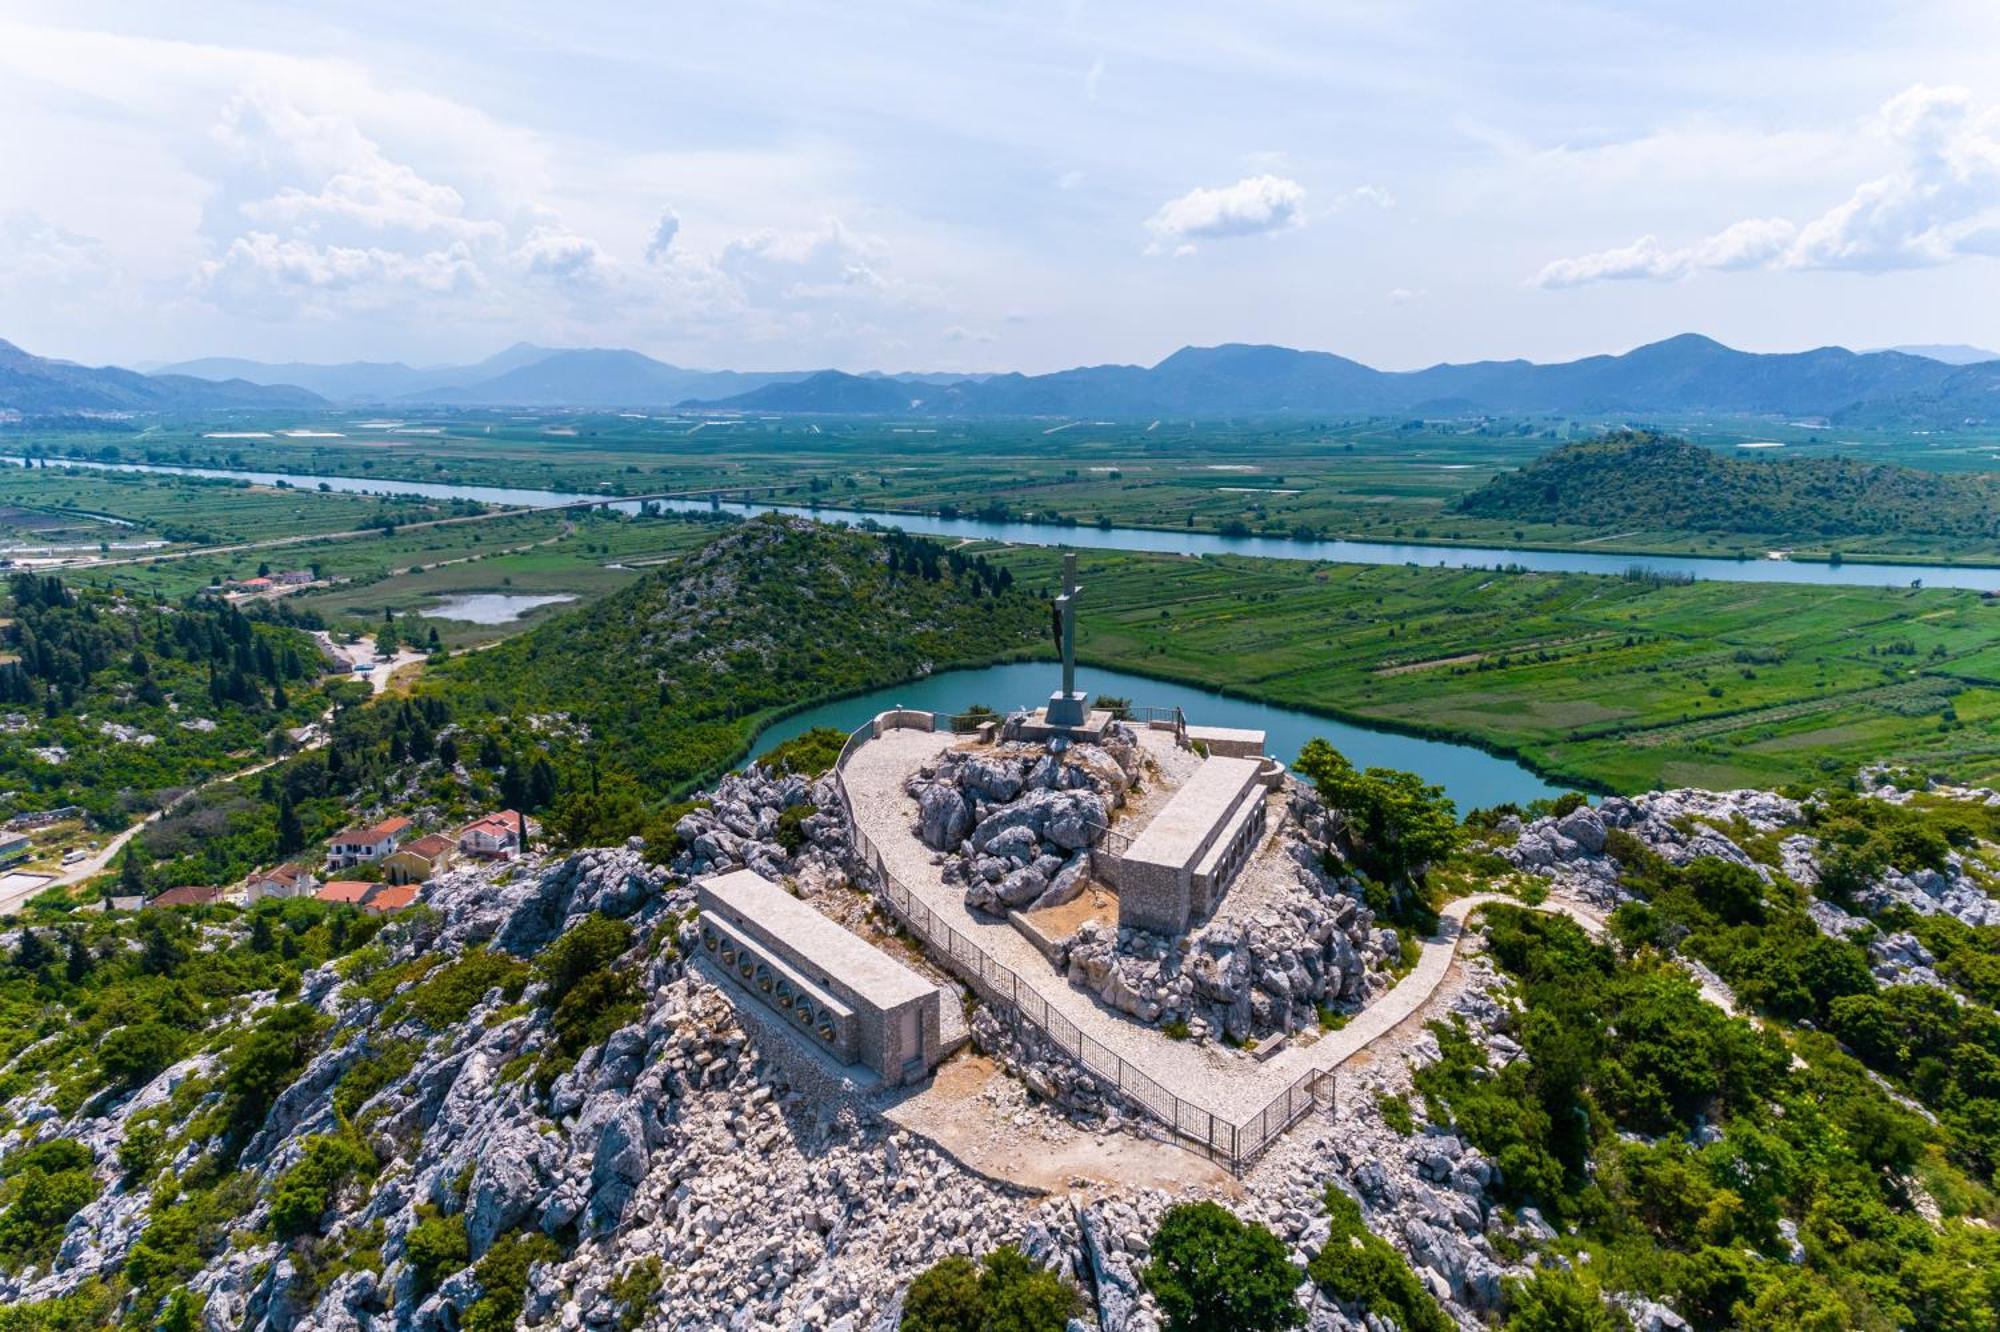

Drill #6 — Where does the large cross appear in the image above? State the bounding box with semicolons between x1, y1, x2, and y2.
1054;551;1082;699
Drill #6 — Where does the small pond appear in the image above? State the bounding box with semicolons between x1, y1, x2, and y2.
425;593;577;624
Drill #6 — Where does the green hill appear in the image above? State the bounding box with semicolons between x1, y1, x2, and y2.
1456;432;2000;540
422;514;1042;794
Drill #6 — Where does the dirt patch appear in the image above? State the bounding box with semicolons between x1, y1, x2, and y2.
1020;884;1117;938
883;1053;1239;1198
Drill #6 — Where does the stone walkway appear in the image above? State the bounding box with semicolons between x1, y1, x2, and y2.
839;726;1605;1134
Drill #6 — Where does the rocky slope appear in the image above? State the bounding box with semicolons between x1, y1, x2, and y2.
5;759;1996;1331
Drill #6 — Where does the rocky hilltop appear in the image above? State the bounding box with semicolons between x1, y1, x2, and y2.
2;757;1998;1331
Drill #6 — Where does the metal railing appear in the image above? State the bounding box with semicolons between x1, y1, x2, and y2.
832;711;1329;1170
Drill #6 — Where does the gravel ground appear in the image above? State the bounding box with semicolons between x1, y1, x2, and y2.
840;726;1606;1127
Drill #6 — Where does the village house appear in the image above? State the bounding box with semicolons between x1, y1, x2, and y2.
457;810;526;860
245;862;319;900
362;883;420;914
225;576;274;594
383;833;455;885
314;880;376;907
326;816;413;868
275;569;316;586
148;884;226;909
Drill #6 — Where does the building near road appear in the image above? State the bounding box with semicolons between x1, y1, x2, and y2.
0;831;30;867
148;884;226;909
697;868;943;1088
327;816;412;868
275;570;315;586
383;834;455;885
1114;754;1270;935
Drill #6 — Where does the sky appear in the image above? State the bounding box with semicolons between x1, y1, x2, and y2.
6;1;2000;374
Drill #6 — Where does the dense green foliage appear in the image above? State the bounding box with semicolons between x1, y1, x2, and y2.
899;1246;1081;1332
1141;1201;1304;1332
421;517;1043;802
1308;1187;1451;1332
1458;432;2000;540
756;725;849;778
1295;737;1458;932
405;1206;470;1297
1419;903;2000;1330
268;1127;377;1238
464;1229;561;1332
0;1139;95;1268
0;573;332;826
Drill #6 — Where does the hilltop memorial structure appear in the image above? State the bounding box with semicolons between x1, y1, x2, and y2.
697;868;943;1087
1018;552;1116;742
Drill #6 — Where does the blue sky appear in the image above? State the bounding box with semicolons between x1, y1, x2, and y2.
4;1;2000;372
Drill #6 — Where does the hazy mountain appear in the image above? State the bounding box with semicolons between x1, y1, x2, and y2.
0;339;323;414
409;348;813;408
1871;343;2000;366
154;342;563;403
685;333;1972;419
686;370;923;413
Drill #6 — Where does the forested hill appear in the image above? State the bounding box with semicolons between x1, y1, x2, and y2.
421;515;1042;795
1456;432;2000;539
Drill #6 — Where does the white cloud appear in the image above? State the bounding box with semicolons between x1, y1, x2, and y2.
1536;84;2000;287
1145;174;1306;252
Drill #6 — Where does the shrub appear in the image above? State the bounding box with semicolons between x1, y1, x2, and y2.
901;1246;1080;1332
756;726;847;778
1308;1187;1451;1332
268;1129;377;1239
405;1206;469;1298
464;1229;560;1332
1143;1201;1304;1332
96;1022;185;1090
403;950;530;1028
536;914;633;1006
1502;1267;1627;1331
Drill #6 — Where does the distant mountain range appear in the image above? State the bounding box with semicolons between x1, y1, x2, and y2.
0;339;322;415
11;332;2000;422
1873;343;2000;366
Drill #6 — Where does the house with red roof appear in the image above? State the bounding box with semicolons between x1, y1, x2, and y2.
362;883;421;914
314;880;376;906
457;810;526;860
383;833;455;885
147;884;225;909
245;861;319;901
327;816;413;868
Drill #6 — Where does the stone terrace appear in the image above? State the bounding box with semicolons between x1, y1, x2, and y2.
840;723;1506;1127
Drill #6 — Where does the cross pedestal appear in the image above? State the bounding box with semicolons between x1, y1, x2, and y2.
1044;689;1088;726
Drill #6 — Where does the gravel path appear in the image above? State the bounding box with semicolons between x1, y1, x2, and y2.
840;726;1614;1133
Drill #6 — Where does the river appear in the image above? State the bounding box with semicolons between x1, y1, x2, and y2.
8;453;1996;590
743;660;1561;812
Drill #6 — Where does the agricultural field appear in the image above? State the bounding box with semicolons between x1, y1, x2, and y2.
988;546;2000;794
20;409;2000;563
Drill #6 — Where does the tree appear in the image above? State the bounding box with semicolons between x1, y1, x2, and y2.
1143;1202;1304;1332
276;796;306;857
118;842;149;897
901;1247;1080;1332
1293;739;1459;887
97;1022;184;1089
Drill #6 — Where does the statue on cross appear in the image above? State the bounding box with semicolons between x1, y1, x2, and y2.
1045;551;1088;726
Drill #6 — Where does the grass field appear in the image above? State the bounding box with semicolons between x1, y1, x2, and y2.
982;547;2000;794
22;409;2000;563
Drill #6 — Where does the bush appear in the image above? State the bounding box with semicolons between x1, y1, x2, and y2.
1143;1201;1304;1332
536;914;633;1006
1502;1267;1627;1331
403;949;530;1028
1294;738;1459;889
901;1245;1080;1332
96;1022;185;1090
268;1129;376;1239
756;726;847;778
1307;1188;1451;1332
405;1206;469;1297
0;1141;96;1269
464;1229;560;1332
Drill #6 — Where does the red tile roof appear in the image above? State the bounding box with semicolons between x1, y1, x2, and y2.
149;884;224;908
315;880;375;905
399;834;455;859
459;810;524;839
333;816;413;843
363;884;420;913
